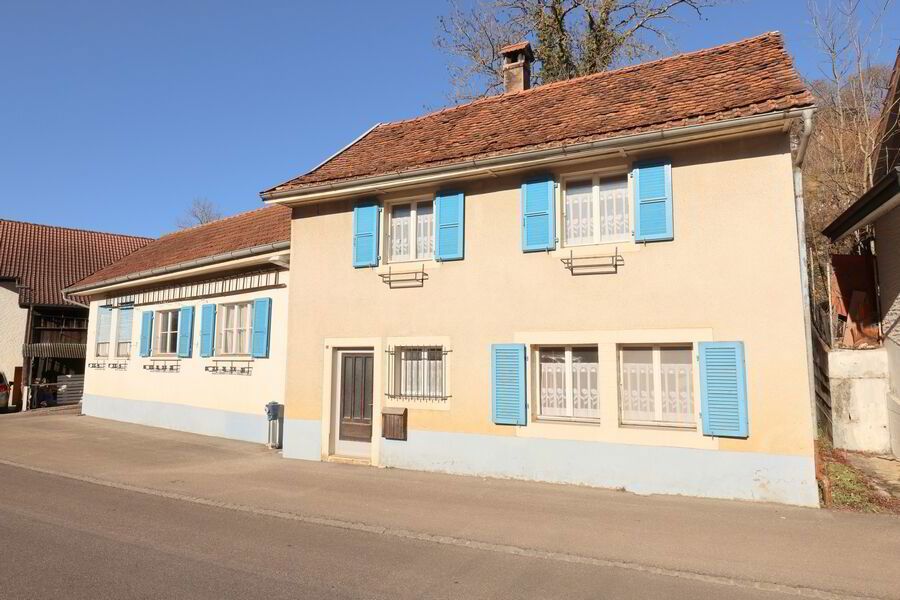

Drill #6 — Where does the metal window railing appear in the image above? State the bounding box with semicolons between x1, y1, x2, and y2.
385;346;450;402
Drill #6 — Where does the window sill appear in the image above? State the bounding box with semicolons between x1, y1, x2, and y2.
550;241;641;259
375;261;439;275
534;416;603;426
619;421;697;432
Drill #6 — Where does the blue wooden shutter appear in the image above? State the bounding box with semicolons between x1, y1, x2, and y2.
352;200;380;267
251;298;272;358
177;306;194;358
491;344;527;425
200;304;216;358
633;160;673;242
699;341;749;438
139;311;154;357
435;191;465;261
521;176;556;252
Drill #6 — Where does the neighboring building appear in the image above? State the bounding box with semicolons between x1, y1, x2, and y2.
822;47;900;457
65;206;292;443
0;219;150;408
259;33;820;506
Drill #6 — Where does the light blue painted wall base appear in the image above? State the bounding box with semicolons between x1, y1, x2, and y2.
282;419;322;460
82;394;267;444
379;430;819;507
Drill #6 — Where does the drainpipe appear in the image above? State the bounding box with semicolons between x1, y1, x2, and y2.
792;108;818;440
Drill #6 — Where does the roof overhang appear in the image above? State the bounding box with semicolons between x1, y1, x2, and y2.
261;108;813;206
823;168;900;242
64;241;291;297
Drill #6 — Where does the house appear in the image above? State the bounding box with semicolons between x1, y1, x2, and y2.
822;47;900;457
0;219;150;409
64;205;293;443
258;32;820;506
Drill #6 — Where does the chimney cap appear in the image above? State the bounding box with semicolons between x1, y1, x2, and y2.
500;41;534;62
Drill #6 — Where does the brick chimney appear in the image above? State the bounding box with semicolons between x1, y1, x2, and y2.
500;41;533;93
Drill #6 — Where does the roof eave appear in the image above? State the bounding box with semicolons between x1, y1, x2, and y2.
823;168;900;242
261;107;814;206
64;240;291;296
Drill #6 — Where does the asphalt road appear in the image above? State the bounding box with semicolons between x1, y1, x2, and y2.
1;464;797;600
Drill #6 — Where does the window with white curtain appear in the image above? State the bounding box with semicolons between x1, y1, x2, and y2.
537;346;600;421
389;200;434;262
619;345;694;427
391;346;446;400
563;175;630;246
153;309;180;356
115;307;133;357
217;302;252;355
95;307;112;357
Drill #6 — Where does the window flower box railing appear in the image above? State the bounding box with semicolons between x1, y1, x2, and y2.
560;247;624;276
143;358;181;373
205;358;253;376
379;265;428;289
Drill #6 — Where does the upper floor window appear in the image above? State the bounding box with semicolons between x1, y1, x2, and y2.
95;307;112;357
217;302;252;355
537;345;600;421
619;345;694;427
154;309;179;356
563;175;630;247
116;306;133;357
388;200;434;262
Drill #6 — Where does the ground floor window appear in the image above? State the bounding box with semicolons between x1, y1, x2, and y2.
619;345;694;427
95;306;112;357
387;346;447;401
116;306;133;357
217;302;252;355
537;346;600;421
154;309;179;356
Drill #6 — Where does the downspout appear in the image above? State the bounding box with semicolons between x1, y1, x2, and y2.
792;108;817;440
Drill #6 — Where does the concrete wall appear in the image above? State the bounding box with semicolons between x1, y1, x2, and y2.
82;271;290;443
876;204;900;456
0;281;27;402
828;348;891;454
282;131;819;506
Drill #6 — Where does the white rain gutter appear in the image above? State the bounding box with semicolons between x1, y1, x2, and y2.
64;240;291;296
790;108;818;441
261;108;812;205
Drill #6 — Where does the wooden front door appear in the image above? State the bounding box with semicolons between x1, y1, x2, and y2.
339;353;374;442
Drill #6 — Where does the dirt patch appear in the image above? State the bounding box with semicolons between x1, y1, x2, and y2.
817;438;900;514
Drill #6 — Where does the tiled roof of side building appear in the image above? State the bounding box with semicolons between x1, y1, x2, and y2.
263;32;813;196
70;205;292;292
0;220;152;307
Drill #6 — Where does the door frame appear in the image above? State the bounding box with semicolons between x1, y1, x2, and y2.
321;338;383;464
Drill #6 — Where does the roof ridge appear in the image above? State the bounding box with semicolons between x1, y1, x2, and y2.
155;204;288;240
0;218;153;241
380;31;784;129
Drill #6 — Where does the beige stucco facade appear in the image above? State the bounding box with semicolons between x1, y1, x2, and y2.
873;203;900;455
0;280;27;400
280;130;819;505
81;266;290;443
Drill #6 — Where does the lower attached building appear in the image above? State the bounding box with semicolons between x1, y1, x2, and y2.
66;206;292;444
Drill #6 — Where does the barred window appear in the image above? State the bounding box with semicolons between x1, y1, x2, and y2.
387;346;448;401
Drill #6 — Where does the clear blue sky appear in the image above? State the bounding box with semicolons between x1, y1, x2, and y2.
1;0;898;238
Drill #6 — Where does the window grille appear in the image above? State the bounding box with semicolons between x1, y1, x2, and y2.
385;346;449;402
537;346;600;420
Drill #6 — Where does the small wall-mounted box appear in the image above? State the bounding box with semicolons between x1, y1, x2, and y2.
382;407;408;441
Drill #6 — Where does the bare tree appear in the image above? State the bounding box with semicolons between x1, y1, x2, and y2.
435;0;724;101
802;0;897;308
176;197;224;229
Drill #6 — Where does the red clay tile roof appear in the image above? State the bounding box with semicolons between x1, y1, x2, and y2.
0;220;151;307
71;205;292;292
264;32;813;196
